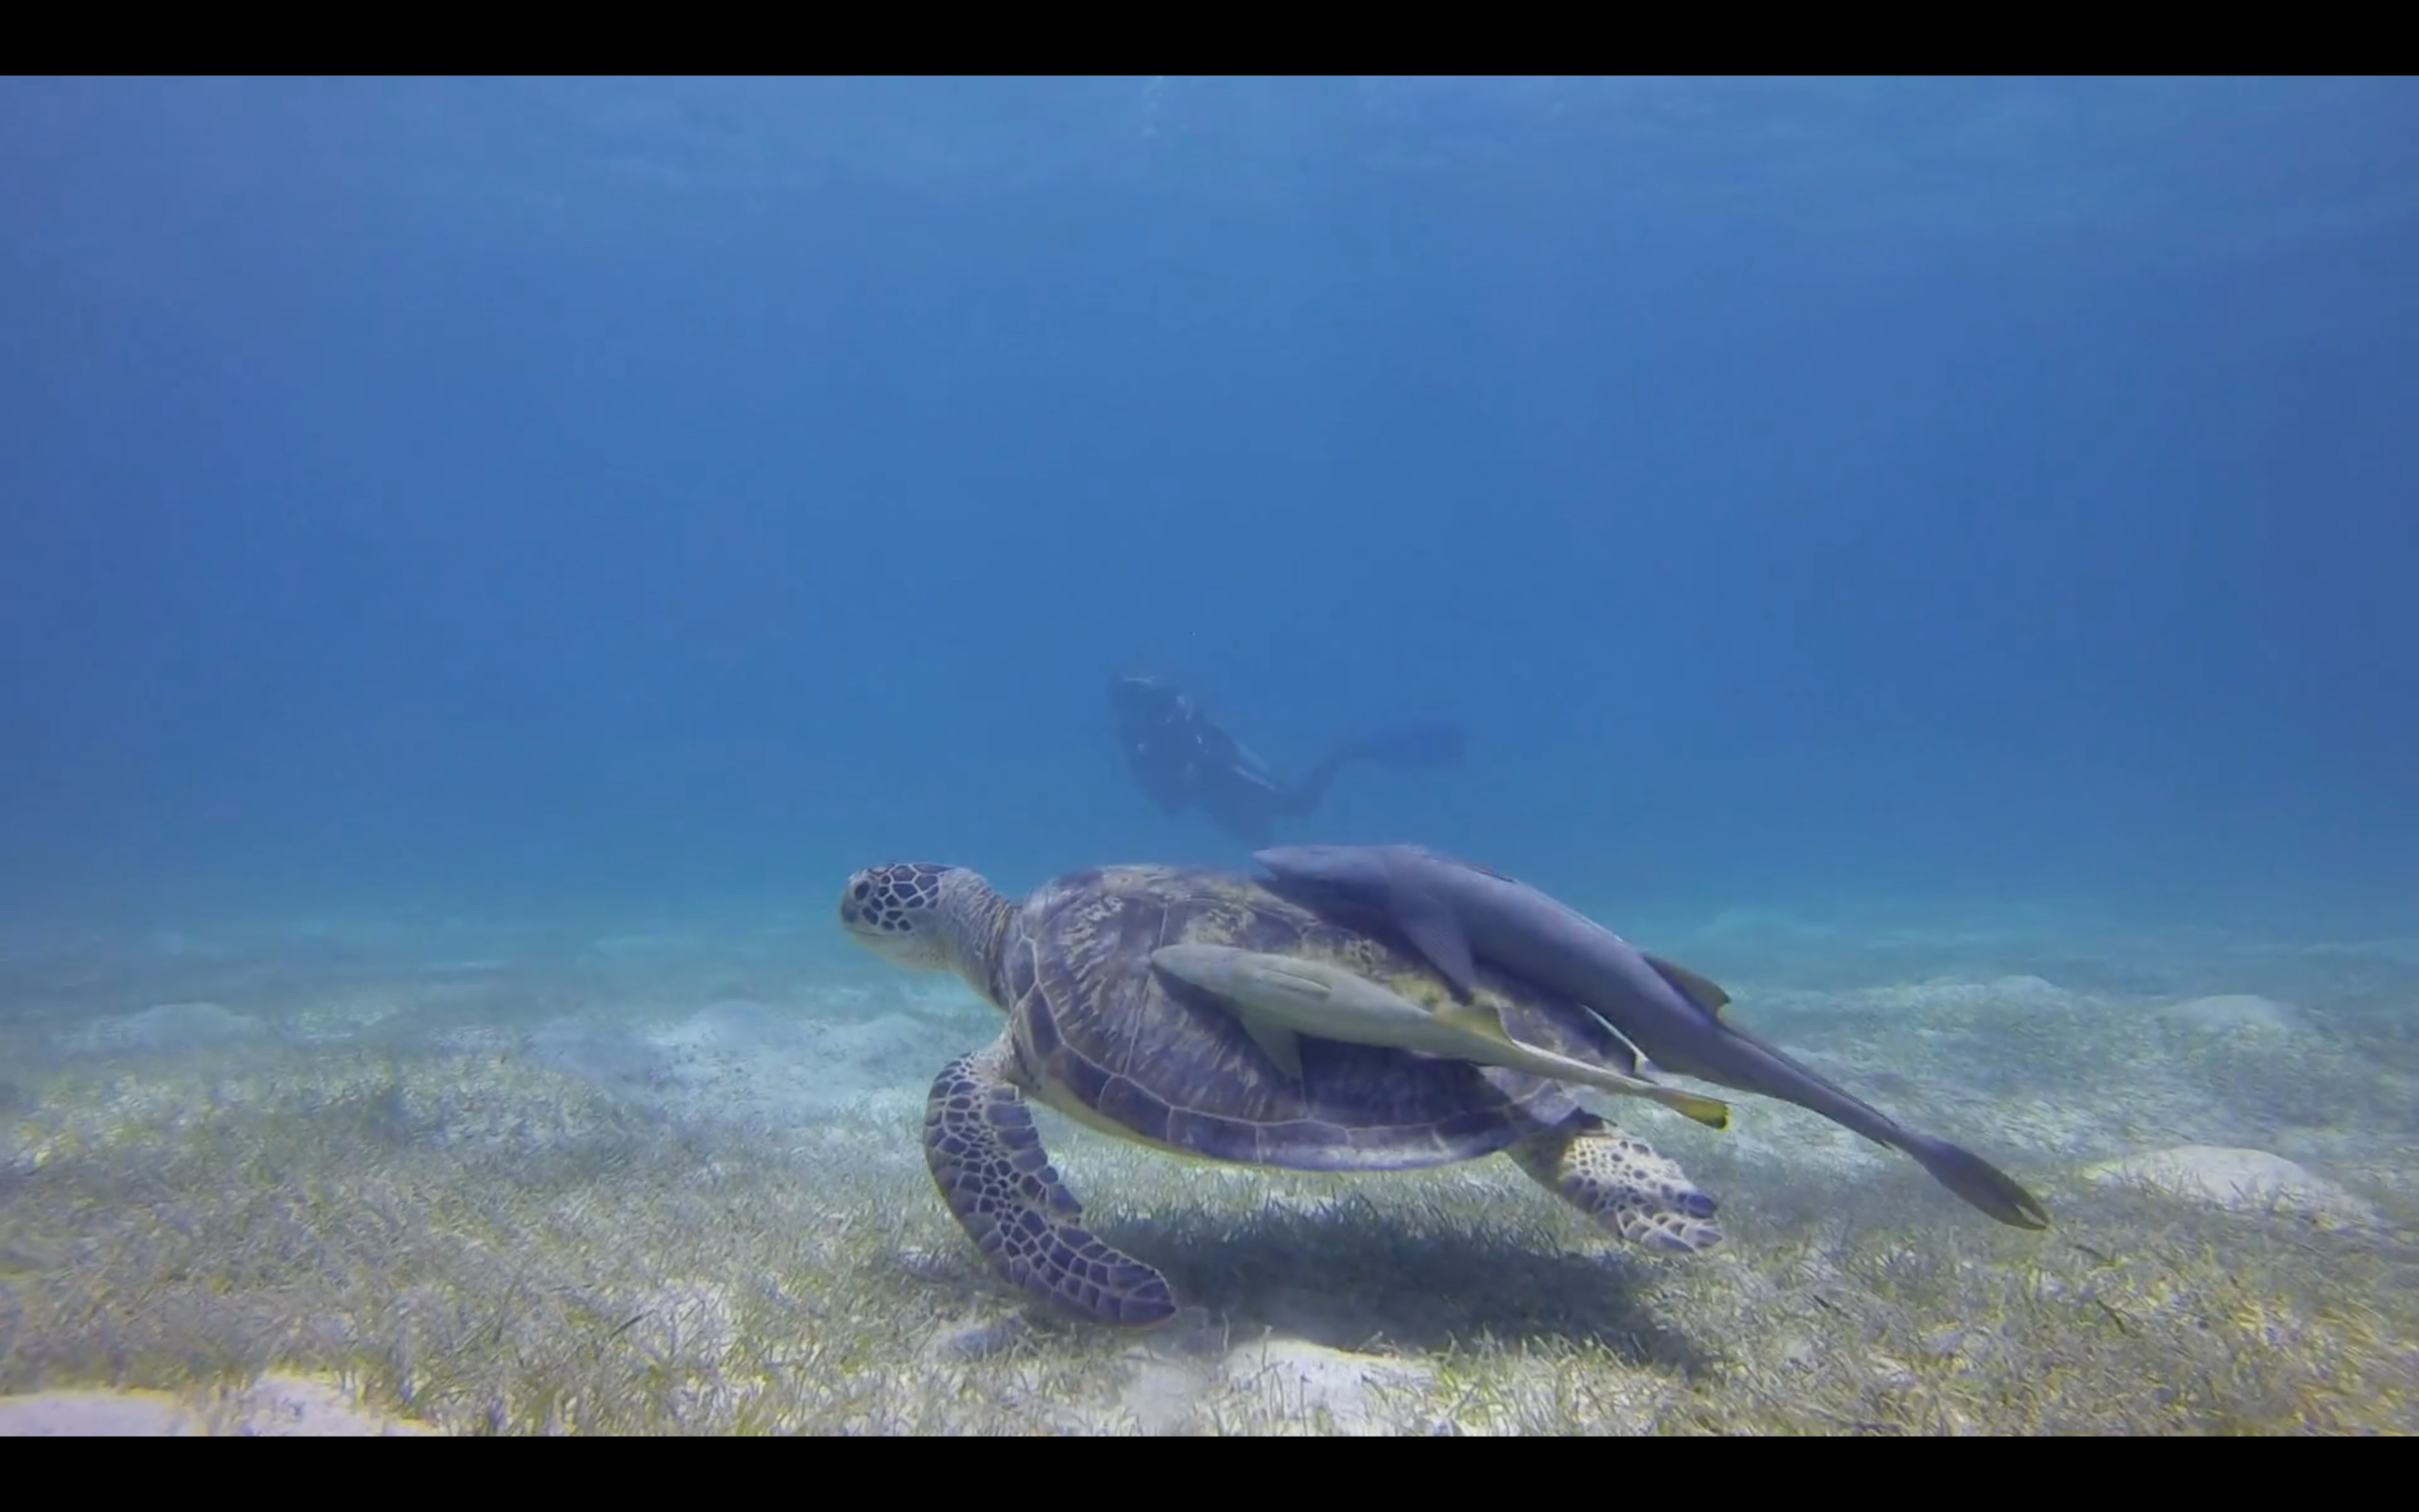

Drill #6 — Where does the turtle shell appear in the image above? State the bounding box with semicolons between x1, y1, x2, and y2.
996;864;1640;1171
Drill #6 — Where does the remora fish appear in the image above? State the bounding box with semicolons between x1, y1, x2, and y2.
1149;942;1731;1130
1253;844;2050;1230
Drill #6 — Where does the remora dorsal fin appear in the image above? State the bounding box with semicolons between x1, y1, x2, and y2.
1642;952;1730;1016
1237;1013;1305;1081
1393;887;1480;999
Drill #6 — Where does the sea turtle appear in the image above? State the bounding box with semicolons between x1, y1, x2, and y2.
839;860;1724;1327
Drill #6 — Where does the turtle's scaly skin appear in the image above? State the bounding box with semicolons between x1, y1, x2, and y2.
841;861;1720;1326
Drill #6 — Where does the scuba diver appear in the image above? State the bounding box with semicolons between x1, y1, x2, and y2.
1107;671;1466;848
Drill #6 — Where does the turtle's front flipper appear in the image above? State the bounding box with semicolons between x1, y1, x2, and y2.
1508;1112;1724;1256
923;1037;1177;1326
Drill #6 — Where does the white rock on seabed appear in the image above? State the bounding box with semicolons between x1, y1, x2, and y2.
1216;1338;1435;1435
2158;993;2310;1036
2082;1144;2381;1230
56;1001;268;1055
0;1376;433;1437
1074;1334;1437;1436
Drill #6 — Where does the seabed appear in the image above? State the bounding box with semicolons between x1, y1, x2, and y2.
1;902;2414;1436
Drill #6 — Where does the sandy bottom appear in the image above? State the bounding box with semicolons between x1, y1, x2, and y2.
2;895;2414;1434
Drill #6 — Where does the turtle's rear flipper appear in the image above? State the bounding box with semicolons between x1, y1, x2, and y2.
1508;1112;1723;1256
924;1040;1178;1326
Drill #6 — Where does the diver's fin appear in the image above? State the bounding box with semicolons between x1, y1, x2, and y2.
1393;887;1480;999
1642;952;1730;1016
1237;1013;1306;1081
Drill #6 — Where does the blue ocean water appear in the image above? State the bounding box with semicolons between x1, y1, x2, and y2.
4;75;2418;1439
4;76;2415;940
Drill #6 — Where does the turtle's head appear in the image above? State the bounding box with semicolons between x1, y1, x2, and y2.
839;863;1014;1000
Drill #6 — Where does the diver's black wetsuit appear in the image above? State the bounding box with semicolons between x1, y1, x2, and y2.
1107;673;1465;848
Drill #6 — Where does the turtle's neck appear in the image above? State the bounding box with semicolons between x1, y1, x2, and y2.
938;868;1018;1005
